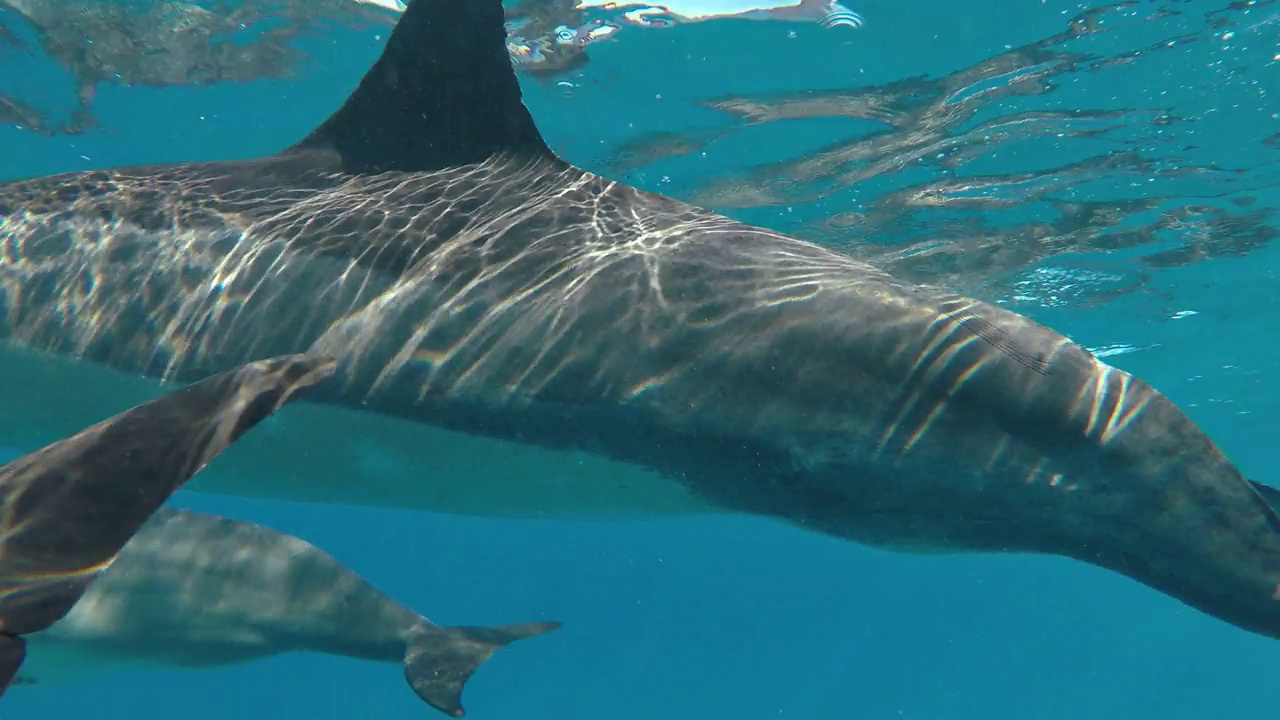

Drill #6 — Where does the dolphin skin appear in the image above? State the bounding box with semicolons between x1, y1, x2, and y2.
0;354;334;697
18;507;560;717
0;0;1279;642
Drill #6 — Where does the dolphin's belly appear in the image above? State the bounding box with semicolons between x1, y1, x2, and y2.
22;625;276;685
15;636;130;685
0;342;712;519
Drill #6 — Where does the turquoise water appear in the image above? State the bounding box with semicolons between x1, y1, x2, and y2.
1;0;1279;717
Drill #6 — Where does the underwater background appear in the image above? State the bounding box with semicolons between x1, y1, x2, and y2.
1;0;1279;717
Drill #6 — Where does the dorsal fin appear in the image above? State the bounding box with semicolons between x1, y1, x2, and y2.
287;0;555;174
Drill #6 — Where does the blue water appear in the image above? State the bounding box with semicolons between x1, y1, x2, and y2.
2;0;1280;717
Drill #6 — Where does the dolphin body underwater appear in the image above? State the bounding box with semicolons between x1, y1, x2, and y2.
1;0;1280;641
16;507;560;717
0;354;335;697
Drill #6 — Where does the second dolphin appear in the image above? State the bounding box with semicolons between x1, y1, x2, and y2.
17;506;561;717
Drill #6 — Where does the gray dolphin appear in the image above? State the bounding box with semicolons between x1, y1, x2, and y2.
18;506;561;718
1;0;1280;644
0;353;335;698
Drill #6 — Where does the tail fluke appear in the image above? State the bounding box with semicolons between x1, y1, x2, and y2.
0;633;25;699
403;621;562;717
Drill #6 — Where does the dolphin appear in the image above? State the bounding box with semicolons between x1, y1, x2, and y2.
0;353;335;698
1;0;1280;642
17;507;561;718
